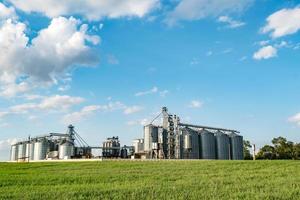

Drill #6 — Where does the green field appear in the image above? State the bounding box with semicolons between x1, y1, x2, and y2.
0;160;299;200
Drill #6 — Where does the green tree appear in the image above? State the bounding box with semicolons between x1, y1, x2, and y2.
243;140;253;160
256;145;276;160
292;143;300;160
272;137;294;159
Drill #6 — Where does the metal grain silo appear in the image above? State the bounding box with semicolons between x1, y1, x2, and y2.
181;128;200;159
200;130;216;159
143;124;158;152
10;144;18;161
25;143;29;158
215;131;230;160
29;142;35;160
59;141;74;159
229;133;244;160
33;139;48;160
17;143;26;160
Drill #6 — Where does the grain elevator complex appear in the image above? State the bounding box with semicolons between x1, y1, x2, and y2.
10;107;243;161
133;107;243;160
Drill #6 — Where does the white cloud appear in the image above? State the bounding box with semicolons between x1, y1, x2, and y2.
188;100;203;108
98;101;127;112
257;40;270;46
135;86;158;96
9;95;84;113
124;106;143;115
0;16;100;97
0;82;31;98
253;45;277;60
218;16;245;28
0;138;18;150
165;0;253;25
127;118;149;126
288;113;300;126
63;101;143;123
262;7;300;38
0;138;19;161
58;85;71;92
8;0;159;21
0;2;17;20
63;105;101;124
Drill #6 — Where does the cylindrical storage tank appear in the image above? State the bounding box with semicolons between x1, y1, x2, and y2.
33;140;48;160
17;143;26;160
215;131;230;160
29;142;35;160
59;141;74;159
10;145;18;161
25;142;31;159
143;125;158;152
184;134;192;150
200;130;216;159
181;128;200;159
229;133;244;160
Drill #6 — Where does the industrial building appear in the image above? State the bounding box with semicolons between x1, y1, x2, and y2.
10;124;134;162
10;107;243;161
132;107;244;160
10;125;92;161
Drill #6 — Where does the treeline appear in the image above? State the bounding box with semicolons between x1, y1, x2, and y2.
244;137;300;160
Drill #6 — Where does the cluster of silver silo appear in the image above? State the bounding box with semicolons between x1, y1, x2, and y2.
139;123;243;160
10;125;84;162
10;138;51;161
141;124;167;158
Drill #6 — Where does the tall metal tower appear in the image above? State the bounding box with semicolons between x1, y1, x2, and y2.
162;107;176;159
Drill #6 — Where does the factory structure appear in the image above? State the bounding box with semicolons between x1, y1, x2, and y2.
10;107;243;161
132;107;244;160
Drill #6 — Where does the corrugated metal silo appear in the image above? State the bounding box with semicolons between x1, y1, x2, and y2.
33;139;48;160
10;144;18;161
215;131;230;160
17;143;26;160
143;124;158;152
229;133;244;160
200;130;216;159
59;141;74;159
181;128;200;159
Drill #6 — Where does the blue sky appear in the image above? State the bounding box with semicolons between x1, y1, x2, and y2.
0;0;300;160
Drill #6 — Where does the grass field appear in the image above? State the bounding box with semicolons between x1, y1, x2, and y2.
0;160;299;200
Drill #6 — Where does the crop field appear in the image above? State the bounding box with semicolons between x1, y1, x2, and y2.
0;160;299;200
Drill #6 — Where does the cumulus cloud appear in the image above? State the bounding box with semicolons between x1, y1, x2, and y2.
8;95;84;114
124;106;143;115
261;7;300;38
217;16;245;28
253;45;277;60
188;100;203;108
8;0;159;20
63;101;143;123
165;0;253;25
63;105;101;124
127;118;149;126
0;16;100;97
0;2;17;20
0;138;19;161
135;86;158;96
288;112;300;126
